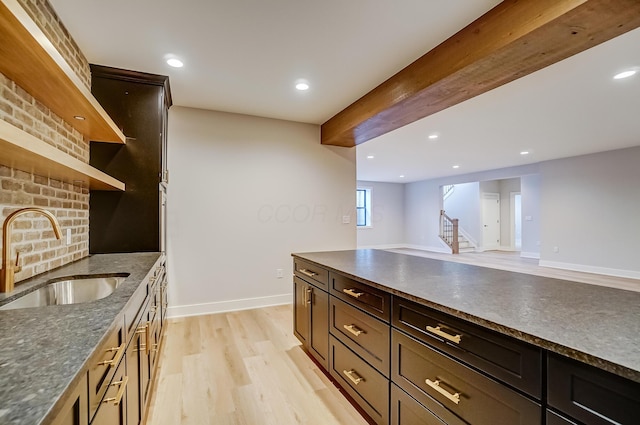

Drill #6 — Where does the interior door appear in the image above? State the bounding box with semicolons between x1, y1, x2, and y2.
482;193;501;249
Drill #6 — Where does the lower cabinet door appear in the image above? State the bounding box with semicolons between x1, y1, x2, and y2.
547;409;579;425
51;373;89;425
126;334;141;425
309;285;329;369
293;277;310;345
91;359;127;425
330;336;389;425
391;384;461;425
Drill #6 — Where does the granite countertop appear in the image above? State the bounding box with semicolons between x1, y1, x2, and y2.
0;252;162;425
292;249;640;384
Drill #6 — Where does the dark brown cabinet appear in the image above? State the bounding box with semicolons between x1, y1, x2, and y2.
547;353;640;425
51;374;89;425
89;65;171;254
293;275;329;369
91;359;127;425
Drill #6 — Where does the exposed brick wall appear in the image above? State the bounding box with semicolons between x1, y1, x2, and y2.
0;166;89;280
17;0;91;89
1;0;92;287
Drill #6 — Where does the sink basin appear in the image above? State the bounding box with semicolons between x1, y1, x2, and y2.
0;275;127;310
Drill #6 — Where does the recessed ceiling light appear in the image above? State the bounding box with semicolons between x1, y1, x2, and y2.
520;151;530;155
73;115;85;120
366;155;375;159
428;134;439;140
296;82;310;91
399;175;405;178
452;165;460;169
167;58;184;68
613;70;636;80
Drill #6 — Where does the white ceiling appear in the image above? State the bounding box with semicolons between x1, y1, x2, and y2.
50;0;640;183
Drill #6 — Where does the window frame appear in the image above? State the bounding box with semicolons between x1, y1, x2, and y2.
356;187;372;228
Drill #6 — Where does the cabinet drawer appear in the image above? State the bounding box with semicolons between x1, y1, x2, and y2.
391;384;463;425
392;297;541;398
89;323;126;421
329;336;389;425
331;273;390;322
547;353;640;425
392;330;541;425
91;357;127;425
294;258;328;289
330;296;390;376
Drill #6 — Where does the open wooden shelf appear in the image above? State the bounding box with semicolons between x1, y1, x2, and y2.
0;0;125;144
0;120;125;191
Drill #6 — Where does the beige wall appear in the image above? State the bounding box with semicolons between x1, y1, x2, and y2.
166;107;356;316
0;0;90;284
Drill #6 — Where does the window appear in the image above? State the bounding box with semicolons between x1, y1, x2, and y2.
356;188;372;227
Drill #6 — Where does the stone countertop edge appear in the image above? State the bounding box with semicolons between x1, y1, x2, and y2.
292;249;640;384
0;252;162;425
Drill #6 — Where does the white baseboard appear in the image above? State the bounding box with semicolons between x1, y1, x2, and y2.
539;260;640;280
520;251;541;259
167;293;292;319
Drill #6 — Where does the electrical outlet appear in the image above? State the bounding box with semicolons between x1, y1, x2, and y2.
65;228;71;245
342;215;350;224
276;269;284;278
553;246;559;253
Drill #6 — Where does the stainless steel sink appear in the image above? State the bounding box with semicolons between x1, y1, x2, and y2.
0;275;127;310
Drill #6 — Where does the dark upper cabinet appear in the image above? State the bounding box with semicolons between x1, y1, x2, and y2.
89;65;171;253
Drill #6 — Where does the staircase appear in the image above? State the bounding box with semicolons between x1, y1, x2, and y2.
439;210;475;254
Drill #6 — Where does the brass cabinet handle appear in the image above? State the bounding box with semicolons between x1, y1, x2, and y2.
426;325;462;344
343;369;364;385
102;376;129;406
306;288;312;305
343;324;364;337
299;269;318;278
343;288;364;299
98;342;125;368
425;379;461;405
145;322;151;356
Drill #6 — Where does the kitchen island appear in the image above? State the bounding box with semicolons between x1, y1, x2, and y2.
292;249;640;425
0;252;163;425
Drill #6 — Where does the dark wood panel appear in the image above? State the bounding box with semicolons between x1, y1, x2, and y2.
293;277;310;346
91;359;127;425
89;65;169;253
330;296;390;376
392;329;540;425
330;273;390;321
548;353;640;425
392;297;541;398
330;336;390;425
546;410;579;425
321;0;640;147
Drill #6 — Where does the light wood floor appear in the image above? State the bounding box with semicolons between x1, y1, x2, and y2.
145;305;369;425
387;248;640;292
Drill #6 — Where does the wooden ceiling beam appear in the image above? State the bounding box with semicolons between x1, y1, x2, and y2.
321;0;640;147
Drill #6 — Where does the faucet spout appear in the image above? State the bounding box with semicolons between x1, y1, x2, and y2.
1;208;62;293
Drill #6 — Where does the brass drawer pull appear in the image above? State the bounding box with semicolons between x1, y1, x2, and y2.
98;342;125;368
136;323;151;356
102;376;129;406
425;379;461;405
343;369;364;385
306;288;312;305
343;324;364;337
343;288;364;299
299;269;318;278
426;325;462;344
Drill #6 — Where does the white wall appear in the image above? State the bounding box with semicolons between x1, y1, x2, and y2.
539;146;640;277
444;182;481;244
166;107;356;317
356;181;404;248
521;174;541;258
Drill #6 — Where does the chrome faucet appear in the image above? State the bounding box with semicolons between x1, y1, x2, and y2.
1;208;62;293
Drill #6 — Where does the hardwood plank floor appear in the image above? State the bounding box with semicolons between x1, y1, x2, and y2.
145;305;369;425
387;248;640;292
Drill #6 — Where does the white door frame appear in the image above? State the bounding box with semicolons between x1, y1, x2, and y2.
481;192;500;250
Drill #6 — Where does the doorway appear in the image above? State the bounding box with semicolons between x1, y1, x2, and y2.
482;193;500;249
511;192;522;250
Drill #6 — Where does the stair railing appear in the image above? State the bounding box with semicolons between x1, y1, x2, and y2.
440;210;459;254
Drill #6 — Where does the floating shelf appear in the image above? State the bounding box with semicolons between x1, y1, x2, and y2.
0;0;125;144
0;120;125;191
